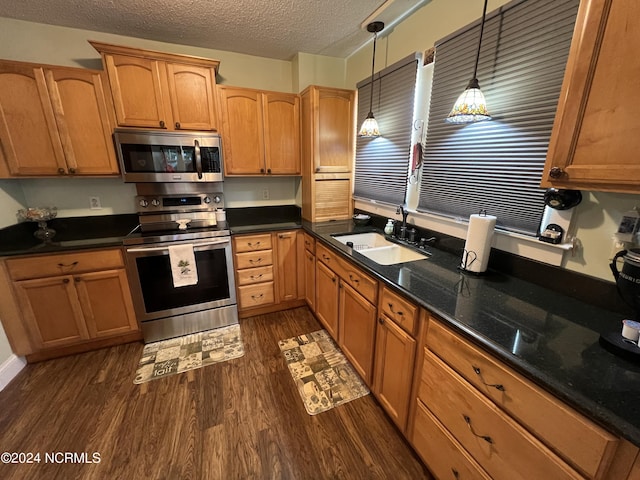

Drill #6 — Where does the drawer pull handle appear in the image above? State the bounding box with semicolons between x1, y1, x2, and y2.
473;366;505;391
250;274;263;280
348;273;360;284
388;302;403;316
451;468;459;479
305;241;311;246
463;415;492;444
248;241;261;248
63;278;70;284
322;255;330;261
57;261;79;269
249;258;263;264
251;294;264;300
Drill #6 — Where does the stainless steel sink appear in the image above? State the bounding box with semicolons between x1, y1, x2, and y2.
332;232;430;265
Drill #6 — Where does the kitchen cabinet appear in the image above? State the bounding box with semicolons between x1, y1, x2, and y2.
302;232;316;312
2;248;139;358
233;230;304;317
541;0;640;193
409;316;626;480
0;60;118;176
315;242;378;385
219;86;300;175
301;86;355;222
90;41;219;131
372;286;418;431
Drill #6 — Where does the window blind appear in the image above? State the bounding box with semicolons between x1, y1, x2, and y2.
417;0;579;235
354;55;418;206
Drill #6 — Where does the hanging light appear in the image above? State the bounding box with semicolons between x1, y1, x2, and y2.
358;21;384;137
446;0;492;124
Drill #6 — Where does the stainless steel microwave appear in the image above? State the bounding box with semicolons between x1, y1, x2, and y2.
113;129;223;183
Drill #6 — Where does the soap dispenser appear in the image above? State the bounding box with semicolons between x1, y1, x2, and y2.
384;219;395;235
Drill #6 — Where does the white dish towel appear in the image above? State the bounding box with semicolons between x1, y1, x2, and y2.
168;244;198;287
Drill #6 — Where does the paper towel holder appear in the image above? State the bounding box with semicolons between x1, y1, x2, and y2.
458;209;495;275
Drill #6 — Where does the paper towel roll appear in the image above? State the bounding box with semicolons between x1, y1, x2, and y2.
462;213;496;273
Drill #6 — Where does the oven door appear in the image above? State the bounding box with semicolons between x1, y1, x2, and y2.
124;237;236;323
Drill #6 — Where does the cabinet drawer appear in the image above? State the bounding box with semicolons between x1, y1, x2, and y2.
7;249;124;281
236;266;273;286
419;350;583;480
238;282;274;309
380;286;417;335
427;320;618;479
340;261;377;304
234;233;272;252
303;232;315;254
412;399;491;480
235;250;273;270
316;243;339;270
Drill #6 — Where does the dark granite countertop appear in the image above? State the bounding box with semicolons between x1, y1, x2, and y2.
303;219;640;447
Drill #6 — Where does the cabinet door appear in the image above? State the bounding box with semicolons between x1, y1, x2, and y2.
542;0;640;193
315;260;339;340
166;63;218;131
13;275;89;349
104;53;166;129
304;249;316;312
0;62;67;175
338;281;376;386
373;314;416;431
263;92;300;174
315;87;355;173
276;231;298;302
45;68;119;175
75;269;138;338
219;87;265;174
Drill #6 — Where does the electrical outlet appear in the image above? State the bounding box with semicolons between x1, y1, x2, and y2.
262;188;269;200
89;196;102;210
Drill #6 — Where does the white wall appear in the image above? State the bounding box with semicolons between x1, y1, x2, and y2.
345;0;640;282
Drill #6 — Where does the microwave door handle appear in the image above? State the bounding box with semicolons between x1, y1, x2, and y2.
194;139;202;179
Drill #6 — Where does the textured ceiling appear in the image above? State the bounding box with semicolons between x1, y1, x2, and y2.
0;0;428;60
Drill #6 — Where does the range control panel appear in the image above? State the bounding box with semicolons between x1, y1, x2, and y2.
135;192;223;213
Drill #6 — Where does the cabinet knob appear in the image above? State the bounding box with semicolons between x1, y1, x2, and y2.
378;317;385;324
175;122;181;129
58;167;66;175
260;168;265;173
549;166;564;178
63;278;70;284
159;120;166;128
68;167;76;174
267;168;272;174
331;277;336;283
74;277;81;282
315;167;320;173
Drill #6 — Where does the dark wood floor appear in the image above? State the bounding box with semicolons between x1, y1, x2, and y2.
0;307;432;480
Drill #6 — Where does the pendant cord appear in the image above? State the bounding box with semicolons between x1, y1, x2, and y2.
369;31;377;113
472;0;489;80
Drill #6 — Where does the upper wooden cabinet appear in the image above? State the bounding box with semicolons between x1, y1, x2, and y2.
90;41;219;132
218;86;300;175
0;60;118;176
541;0;640;193
301;85;355;222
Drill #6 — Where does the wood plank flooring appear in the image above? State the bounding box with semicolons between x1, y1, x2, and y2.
0;307;432;480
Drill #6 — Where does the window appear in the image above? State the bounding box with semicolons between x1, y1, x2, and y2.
354;55;418;206
417;0;579;235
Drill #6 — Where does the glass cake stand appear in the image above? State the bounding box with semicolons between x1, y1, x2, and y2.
17;207;58;243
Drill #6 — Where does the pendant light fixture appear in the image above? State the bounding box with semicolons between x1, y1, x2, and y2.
446;0;491;124
358;21;384;137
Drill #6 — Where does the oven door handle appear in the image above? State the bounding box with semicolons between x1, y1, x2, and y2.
126;238;229;253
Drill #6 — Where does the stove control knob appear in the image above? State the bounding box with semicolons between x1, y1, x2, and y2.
203;196;211;204
151;198;160;207
213;196;221;204
138;199;149;208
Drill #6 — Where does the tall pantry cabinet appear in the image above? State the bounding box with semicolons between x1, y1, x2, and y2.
300;86;356;222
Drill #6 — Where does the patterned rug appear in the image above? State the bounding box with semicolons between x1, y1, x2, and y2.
134;324;245;384
278;330;370;415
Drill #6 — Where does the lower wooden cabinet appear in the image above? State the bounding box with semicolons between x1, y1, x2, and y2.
304;249;315;312
2;248;139;357
315;261;339;339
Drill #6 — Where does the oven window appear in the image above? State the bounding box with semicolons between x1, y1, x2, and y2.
135;248;230;313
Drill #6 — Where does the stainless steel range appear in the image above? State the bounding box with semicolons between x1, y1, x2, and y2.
123;183;237;343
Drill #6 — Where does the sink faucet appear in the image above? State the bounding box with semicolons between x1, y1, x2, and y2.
396;203;409;240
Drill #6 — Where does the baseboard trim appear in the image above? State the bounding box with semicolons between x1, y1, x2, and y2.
0;354;27;392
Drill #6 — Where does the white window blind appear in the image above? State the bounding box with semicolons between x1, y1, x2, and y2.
354;55;418;206
417;0;579;235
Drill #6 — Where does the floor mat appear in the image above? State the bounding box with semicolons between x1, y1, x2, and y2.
134;324;244;384
278;329;370;415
